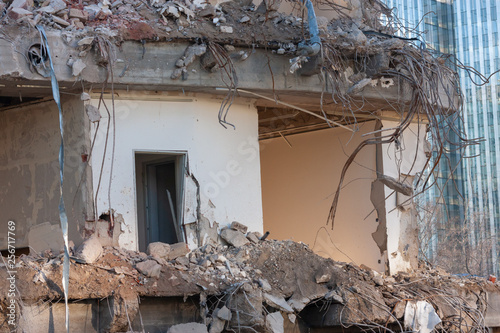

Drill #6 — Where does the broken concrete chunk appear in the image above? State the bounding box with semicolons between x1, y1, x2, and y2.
378;174;413;196
75;236;103;264
171;67;185;80
136;259;162;278
216;306;232;321
167;322;208;333
208;316;224;333
147;242;171;259
220;228;249;248
69;8;89;22
78;36;95;47
347;78;372;95
325;290;344;304
47;0;67;13
71;59;86;76
8;0;33;10
183;44;207;67
239;15;250;23
175;58;185;68
258;278;272;291
198;5;216;17
175;256;189;266
230;221;248;234
287;296;310;312
168;242;189;260
246;232;260;244
85;104;102;123
220;26;233;33
315;272;331;284
81;92;91;101
8;7;33;20
316;16;329;30
266;312;284;333
394;301;406;319
404;301;441;333
373;272;384;286
263;293;293;313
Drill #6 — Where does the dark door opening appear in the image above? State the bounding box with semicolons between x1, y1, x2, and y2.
135;153;186;252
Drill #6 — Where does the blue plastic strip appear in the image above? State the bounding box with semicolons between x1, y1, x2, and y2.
36;25;70;333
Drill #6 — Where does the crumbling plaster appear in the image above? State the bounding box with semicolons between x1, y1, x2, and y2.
380;120;428;274
0;96;89;250
89;93;263;251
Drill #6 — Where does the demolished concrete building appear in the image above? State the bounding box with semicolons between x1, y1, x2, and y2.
1;0;499;331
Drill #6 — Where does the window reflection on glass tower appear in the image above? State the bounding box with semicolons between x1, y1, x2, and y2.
383;0;499;275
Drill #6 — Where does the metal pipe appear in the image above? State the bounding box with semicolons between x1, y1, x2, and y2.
298;0;321;56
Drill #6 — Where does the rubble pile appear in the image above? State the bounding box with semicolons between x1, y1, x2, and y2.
1;0;394;48
0;221;498;332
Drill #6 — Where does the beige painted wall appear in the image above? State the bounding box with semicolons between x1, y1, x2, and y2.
260;121;384;271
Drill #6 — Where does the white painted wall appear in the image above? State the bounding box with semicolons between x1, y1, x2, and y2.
381;120;428;274
90;94;263;250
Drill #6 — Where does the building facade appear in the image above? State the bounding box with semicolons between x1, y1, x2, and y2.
384;0;500;275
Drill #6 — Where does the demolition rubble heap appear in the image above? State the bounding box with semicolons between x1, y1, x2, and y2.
1;222;498;332
1;0;390;46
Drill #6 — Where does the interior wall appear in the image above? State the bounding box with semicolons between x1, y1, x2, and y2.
90;94;263;251
0;96;89;250
260;121;385;271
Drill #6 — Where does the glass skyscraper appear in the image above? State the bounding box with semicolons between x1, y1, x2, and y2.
383;0;500;275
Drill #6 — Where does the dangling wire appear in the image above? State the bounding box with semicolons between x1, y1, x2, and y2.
36;25;70;333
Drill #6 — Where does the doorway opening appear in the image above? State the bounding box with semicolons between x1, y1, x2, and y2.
135;152;186;252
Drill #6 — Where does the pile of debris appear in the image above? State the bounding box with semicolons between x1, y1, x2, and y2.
1;0;393;47
1;221;498;332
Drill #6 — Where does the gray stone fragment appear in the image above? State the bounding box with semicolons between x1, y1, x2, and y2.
246;232;260;244
199;5;216;17
48;0;67;12
217;306;232;321
75;236;102;264
168;242;189;260
220;228;249;247
259;278;272;291
183;44;207;67
136;259;162;278
315;272;331;284
171;67;185;80
393;301;406;319
209;316;224;333
147;242;171;259
325;290;344;304
230;221;248;234
78;36;95;46
72;59;86;76
85;104;101;123
9;0;33;10
264;293;293;313
266;312;284;333
167;322;208;333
